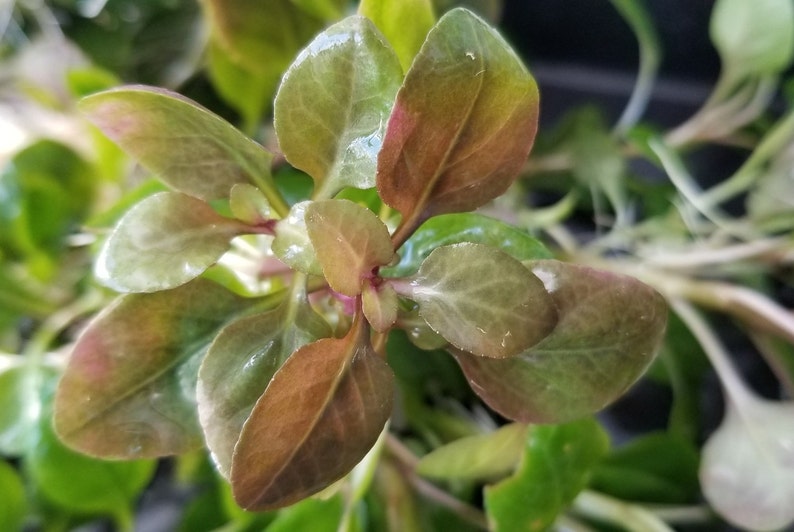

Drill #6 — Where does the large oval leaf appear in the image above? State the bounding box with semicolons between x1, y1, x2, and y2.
274;16;402;198
197;291;332;478
454;260;668;423
376;8;539;232
404;243;556;358
305;199;395;296
96;192;246;293
80;85;275;201
231;321;394;510
54;279;258;458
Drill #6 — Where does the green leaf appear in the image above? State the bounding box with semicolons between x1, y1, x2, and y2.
230;183;272;224
79;85;276;202
403;243;556;358
362;281;399;332
267;496;344;531
359;0;436;72
274;16;402;199
272;201;324;276
417;422;527;481
0;461;26;531
710;0;794;78
305;199;395;296
485;419;610;532
591;432;700;504
54;279;258;459
231;319;394;510
291;0;348;20
384;212;551;278
377;8;539;232
29;404;155;515
454;260;668;423
197;290;332;478
0;364;57;455
96;192;246;293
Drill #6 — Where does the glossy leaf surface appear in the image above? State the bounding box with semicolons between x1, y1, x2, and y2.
80;85;274;201
359;0;436;72
408;243;556;358
54;279;257;458
385;212;551;277
485;419;609;531
275;16;402;198
197;294;332;478
417;422;527;481
377;8;539;226
454;260;667;422
96;192;244;293
0;365;57;455
231;323;394;510
272;201;324;276
305;199;395;296
229;183;272;224
700;396;794;531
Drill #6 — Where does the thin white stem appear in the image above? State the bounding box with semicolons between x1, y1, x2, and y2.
639;237;788;270
571;491;674;532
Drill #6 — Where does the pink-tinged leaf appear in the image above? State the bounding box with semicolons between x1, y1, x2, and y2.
230;319;394;510
274;16;402;198
79;85;274;201
305;199;395;296
96;192;246;293
454;260;668;423
54;279;258;459
404;243;557;358
362;280;399;332
376;8;539;234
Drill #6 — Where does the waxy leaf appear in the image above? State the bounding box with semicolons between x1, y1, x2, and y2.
96;192;246;293
275;16;402;198
305;199;395;296
363;280;399;332
0;365;57;455
385;212;551;277
358;0;436;72
230;183;272;224
80;85;275;201
405;243;556;358
377;8;539;230
485;419;609;531
197;292;332;478
231;321;394;510
272;201;324;276
454;260;667;423
417;422;527;481
54;279;257;458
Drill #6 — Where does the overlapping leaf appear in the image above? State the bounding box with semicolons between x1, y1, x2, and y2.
454;260;667;423
96;192;246;293
405;243;556;358
80;85;275;201
275;16;402;198
305;199;395;296
272;201;324;276
358;0;436;72
54;279;258;458
197;292;332;478
231;321;394;510
377;8;539;231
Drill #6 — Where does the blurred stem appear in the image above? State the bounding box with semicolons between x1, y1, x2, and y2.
571;491;674;532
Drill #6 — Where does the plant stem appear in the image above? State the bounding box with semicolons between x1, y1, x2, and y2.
571;491;674;532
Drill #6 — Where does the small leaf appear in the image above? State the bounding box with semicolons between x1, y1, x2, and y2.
231;320;394;510
305;199;395;296
700;396;794;531
417;423;527;481
363;281;399;332
454;260;667;423
272;201;324;276
275;16;402;198
710;0;794;79
377;8;539;230
80;85;275;201
384;212;551;277
359;0;436;72
0;364;57;455
197;292;332;478
96;192;245;293
485;419;610;532
54;279;258;458
405;243;556;358
229;183;272;224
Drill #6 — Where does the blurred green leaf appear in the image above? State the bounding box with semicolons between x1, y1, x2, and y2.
291;0;348;20
0;364;58;456
54;278;259;459
406;243;556;358
0;460;26;531
385;213;551;278
96;192;247;293
267;496;344;531
454;260;667;423
359;0;436;72
485;419;609;531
